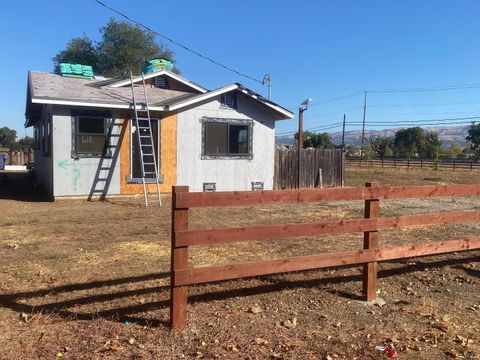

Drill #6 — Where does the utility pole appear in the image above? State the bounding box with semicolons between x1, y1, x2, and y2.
341;114;346;151
360;91;368;162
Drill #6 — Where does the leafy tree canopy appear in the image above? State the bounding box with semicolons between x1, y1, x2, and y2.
393;127;441;158
0;127;17;149
295;131;335;149
53;19;175;78
367;135;393;160
466;122;480;159
18;136;34;149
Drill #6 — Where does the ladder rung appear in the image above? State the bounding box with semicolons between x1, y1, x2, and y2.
139;135;151;138
141;144;153;147
143;163;155;165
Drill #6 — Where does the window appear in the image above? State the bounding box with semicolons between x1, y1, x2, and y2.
220;92;237;109
73;116;108;156
42;114;52;156
202;118;253;159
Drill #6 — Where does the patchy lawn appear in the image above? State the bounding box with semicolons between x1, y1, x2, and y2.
0;169;479;359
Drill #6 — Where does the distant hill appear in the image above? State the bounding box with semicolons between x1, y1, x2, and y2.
276;125;470;148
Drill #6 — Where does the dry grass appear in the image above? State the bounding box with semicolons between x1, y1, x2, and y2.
0;169;479;359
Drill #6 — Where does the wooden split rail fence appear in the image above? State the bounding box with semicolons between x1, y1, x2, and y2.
347;157;480;171
170;184;480;330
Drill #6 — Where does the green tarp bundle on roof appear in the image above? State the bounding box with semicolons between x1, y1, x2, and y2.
59;63;94;79
143;58;173;73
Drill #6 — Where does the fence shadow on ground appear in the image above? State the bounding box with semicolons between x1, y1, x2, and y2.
0;171;51;202
0;253;478;329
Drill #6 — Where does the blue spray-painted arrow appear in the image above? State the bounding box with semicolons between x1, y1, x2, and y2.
58;160;98;170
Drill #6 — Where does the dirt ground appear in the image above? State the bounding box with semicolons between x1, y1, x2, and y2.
0;167;479;359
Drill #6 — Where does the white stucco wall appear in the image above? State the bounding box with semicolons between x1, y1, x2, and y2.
51;107;122;197
176;94;277;192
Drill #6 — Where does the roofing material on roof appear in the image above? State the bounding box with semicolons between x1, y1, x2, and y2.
25;70;294;127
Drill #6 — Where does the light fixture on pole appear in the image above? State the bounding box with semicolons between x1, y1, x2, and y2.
298;98;313;188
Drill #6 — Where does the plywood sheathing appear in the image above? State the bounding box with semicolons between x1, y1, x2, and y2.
120;114;177;194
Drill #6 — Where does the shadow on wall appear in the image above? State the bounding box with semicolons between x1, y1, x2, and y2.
0;171;51;202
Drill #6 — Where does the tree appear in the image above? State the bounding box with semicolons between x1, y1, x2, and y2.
466;122;480;159
394;127;427;158
53;35;100;73
0;127;17;149
18;136;34;149
424;132;442;158
295;131;334;149
367;135;393;160
445;141;463;158
53;19;175;78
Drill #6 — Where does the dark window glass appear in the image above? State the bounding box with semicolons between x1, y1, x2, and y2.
229;125;249;154
76;117;106;154
204;121;251;157
78;117;105;134
205;122;228;155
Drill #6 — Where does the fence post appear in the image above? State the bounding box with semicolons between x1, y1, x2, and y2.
453;160;456;171
170;186;189;330
363;182;379;301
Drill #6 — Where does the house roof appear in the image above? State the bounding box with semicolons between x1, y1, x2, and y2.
25;70;294;127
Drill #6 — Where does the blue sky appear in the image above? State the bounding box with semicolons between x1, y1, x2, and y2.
2;0;480;139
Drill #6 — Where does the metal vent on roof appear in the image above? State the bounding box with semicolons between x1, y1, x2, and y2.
153;76;167;89
221;92;237;109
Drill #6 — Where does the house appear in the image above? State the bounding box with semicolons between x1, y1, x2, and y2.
25;67;293;199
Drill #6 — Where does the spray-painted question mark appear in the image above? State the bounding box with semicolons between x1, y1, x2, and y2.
73;168;81;191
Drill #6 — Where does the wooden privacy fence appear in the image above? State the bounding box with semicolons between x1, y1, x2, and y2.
0;148;34;166
347;157;480;171
274;148;344;189
170;184;480;330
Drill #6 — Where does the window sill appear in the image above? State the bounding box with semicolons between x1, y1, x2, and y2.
126;176;164;184
201;154;253;160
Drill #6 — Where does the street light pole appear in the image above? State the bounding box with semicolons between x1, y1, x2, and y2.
297;107;304;188
297;98;312;189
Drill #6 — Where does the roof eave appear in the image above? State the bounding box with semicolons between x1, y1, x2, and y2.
30;97;167;112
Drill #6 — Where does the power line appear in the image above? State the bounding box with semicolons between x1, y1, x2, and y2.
93;0;264;84
370;82;480;93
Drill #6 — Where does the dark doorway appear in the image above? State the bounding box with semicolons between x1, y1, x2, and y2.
131;119;159;179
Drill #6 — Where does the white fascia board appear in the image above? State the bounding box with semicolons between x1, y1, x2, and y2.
109;70;208;93
31;97;166;111
167;84;239;111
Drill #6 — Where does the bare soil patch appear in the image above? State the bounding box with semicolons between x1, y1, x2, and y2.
0;169;479;359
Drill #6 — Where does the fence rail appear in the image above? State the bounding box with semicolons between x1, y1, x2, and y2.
170;184;480;330
346;157;480;171
274;148;344;189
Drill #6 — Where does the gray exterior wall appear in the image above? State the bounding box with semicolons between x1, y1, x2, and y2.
176;94;276;192
33;105;54;195
51;106;122;198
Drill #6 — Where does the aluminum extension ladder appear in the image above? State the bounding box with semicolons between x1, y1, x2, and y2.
129;71;162;207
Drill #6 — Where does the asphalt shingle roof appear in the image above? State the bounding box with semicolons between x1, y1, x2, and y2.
29;71;193;107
